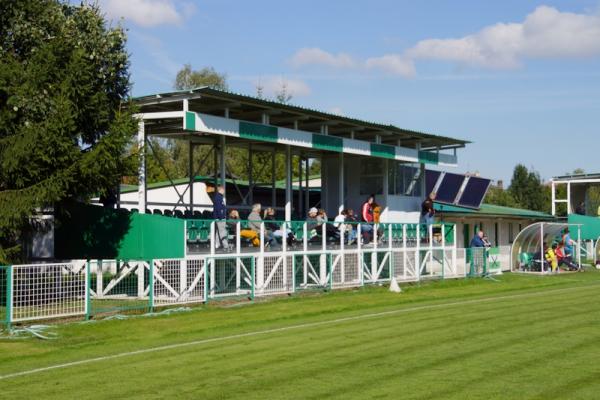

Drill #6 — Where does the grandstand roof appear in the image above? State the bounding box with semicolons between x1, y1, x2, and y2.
434;202;554;220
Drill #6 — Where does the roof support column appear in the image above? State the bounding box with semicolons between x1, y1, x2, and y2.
248;143;254;206
551;181;556;216
188;140;194;213
382;158;389;222
137;120;146;214
567;182;572;215
285;145;292;222
338;152;344;214
271;148;276;208
305;158;309;211
298;155;303;217
220;136;226;188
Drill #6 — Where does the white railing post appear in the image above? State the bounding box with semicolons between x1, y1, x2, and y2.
403;224;407;280
236;221;241;255
321;223;327;285
210;221;216;256
416;224;421;281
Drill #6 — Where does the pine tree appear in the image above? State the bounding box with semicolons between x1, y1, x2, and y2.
0;1;137;262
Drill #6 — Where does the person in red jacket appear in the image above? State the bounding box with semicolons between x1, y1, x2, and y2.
360;195;375;243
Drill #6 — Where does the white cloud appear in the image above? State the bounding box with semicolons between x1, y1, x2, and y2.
365;54;416;77
290;48;356;68
289;6;600;77
407;6;600;69
328;107;344;115
101;0;195;27
257;76;311;98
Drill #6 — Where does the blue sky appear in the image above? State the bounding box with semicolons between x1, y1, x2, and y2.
100;0;600;184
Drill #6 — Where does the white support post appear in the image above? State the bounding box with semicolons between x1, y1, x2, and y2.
402;224;407;280
96;260;103;298
220;136;226;188
303;222;308;286
339;152;344;214
271;148;276;208
320;223;327;285
567;182;572;214
248;143;253;206
416;224;421;280
285;145;292;222
551;181;556;216
137;261;145;298
137;120;146;213
540;224;545;273
236;221;241;255
257;222;265;292
210;221;216;256
453;224;458;276
189;141;194;214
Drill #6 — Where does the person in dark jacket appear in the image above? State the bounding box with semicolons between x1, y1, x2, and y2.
213;185;228;249
470;230;486;248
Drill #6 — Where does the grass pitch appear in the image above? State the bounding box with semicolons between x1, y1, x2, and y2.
1;271;600;399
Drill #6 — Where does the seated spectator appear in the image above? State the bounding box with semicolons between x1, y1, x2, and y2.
264;207;295;246
248;203;274;246
334;209;357;245
306;207;321;239
545;243;558;272
228;209;259;247
555;243;580;271
575;201;586;215
317;209;340;241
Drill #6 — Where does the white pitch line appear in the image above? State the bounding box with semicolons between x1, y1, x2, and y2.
1;283;598;381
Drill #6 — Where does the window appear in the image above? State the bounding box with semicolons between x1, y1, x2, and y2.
508;223;514;244
388;162;422;197
360;159;383;195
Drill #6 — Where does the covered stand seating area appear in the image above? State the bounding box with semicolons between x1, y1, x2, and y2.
126;87;469;296
511;222;582;273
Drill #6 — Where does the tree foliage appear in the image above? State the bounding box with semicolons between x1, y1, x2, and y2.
0;0;138;262
174;64;228;91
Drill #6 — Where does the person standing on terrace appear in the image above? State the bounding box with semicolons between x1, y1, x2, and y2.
213;185;228;249
421;192;436;228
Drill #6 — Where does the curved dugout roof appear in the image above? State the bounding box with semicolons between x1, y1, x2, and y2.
511;222;581;272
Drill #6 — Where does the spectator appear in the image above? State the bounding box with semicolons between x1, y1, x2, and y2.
317;209;339;241
248;203;274;247
575;201;586;215
470;230;486;248
555;242;579;271
360;195;375;243
561;228;576;257
228;209;259;247
545;243;558;272
212;185;228;249
264;207;295;246
482;234;492;248
334;209;357;245
421;192;436;227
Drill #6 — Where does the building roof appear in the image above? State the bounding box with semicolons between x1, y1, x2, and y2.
133;87;469;151
434;202;554;220
119;175;321;194
552;172;600;182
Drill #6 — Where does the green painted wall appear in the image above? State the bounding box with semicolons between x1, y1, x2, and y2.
568;214;600;241
55;203;185;260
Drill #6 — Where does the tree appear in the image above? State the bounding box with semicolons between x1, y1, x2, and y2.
174;64;228;91
484;186;519;208
0;1;137;263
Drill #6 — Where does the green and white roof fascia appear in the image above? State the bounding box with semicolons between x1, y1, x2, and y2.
183;111;457;166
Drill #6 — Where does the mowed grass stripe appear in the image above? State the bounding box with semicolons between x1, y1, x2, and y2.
2;281;599;399
0;281;596;379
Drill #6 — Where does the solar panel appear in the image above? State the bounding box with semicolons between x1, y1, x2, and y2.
458;177;491;208
425;170;441;197
435;173;465;204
